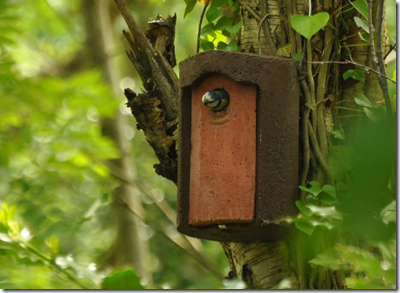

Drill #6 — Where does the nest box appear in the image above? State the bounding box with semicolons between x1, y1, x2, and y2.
177;51;299;242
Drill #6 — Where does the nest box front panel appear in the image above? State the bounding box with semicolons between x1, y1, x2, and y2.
189;74;257;226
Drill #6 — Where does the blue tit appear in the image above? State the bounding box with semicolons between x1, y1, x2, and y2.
202;89;230;111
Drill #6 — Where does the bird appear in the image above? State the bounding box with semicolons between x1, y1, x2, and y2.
201;89;230;111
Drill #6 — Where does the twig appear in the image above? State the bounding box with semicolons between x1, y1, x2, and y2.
84;153;221;278
23;242;89;289
375;0;393;115
384;44;396;60
367;0;393;115
241;0;261;22
259;0;276;55
196;0;211;53
307;120;334;185
119;198;225;279
308;60;396;84
257;14;268;54
300;81;311;201
307;40;317;135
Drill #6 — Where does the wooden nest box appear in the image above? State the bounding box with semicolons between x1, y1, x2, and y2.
177;50;299;242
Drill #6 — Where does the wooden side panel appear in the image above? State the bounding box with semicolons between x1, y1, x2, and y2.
189;74;257;226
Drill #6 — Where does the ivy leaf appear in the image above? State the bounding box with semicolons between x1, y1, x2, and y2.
322;185;336;198
363;107;387;123
290;12;330;40
206;6;220;23
215;16;232;30
309;248;341;270
210;0;228;8
201;23;215;36
354;16;369;33
354;93;372;108
226;40;240;52
296;201;313;217
277;44;292;57
184;0;197;18
102;269;144;289
293;53;302;61
217;41;228;50
343;68;365;81
307;205;343;220
200;39;214;51
320;192;338;205
350;0;368;19
226;21;242;36
299;182;322;196
295;219;315;236
320;185;338;205
331;129;345;140
358;31;370;43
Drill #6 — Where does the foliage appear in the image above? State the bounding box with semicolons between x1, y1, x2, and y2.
101;269;144;289
293;98;396;289
290;12;330;40
185;0;242;52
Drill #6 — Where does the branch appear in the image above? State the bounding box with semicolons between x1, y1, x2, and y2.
308;60;396;84
114;0;179;181
114;0;179;121
307;120;334;185
23;242;89;289
367;0;393;115
259;0;277;55
117;196;225;279
196;0;211;54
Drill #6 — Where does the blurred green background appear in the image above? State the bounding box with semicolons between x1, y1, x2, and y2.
0;0;396;289
0;0;231;289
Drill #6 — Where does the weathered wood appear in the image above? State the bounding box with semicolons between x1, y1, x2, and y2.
114;0;179;181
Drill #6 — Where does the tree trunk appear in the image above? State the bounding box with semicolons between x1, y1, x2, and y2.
113;0;387;288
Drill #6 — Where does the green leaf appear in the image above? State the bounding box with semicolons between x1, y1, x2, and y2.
331;129;345;140
343;68;365;81
358;31;370;43
201;23;215;36
217;41;228;50
210;0;228;8
309;181;321;188
309;248;341;270
354;16;369;33
206;6;220;23
307;205;343;220
184;0;197;18
226;40;240;52
299;183;322;196
320;192;338;205
277;44;292;57
200;39;214;51
350;0;368;19
354;93;372;107
295;219;315;236
102;269;144;289
322;185;336;198
226;21;242;36
215;16;232;30
380;201;396;224
290;12;330;40
296;201;313;217
320;185;338;205
293;53;302;61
